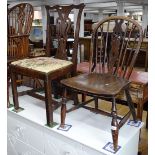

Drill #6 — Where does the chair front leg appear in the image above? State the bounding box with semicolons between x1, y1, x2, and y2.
11;70;19;111
111;97;119;152
125;89;137;122
60;88;67;128
44;77;53;127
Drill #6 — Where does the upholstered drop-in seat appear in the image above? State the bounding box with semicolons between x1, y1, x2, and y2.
11;57;73;73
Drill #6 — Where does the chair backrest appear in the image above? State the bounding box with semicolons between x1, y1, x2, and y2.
45;3;85;71
8;3;34;60
89;16;143;80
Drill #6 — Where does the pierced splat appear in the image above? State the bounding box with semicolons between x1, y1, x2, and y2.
55;7;73;59
108;35;121;73
8;3;34;59
8;3;34;35
46;4;85;67
113;19;125;35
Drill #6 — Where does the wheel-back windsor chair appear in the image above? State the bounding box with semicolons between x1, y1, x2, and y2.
60;16;143;151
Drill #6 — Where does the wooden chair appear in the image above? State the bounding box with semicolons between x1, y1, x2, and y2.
8;3;34;61
7;3;34;107
10;3;85;127
60;16;143;151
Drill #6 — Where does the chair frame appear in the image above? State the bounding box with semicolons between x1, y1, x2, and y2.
10;3;85;127
60;16;143;151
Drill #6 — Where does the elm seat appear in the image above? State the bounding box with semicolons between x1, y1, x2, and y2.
61;73;129;96
11;57;73;73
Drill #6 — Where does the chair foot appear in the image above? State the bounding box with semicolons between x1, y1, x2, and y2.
61;103;66;128
111;114;119;151
60;88;67;128
111;98;119;151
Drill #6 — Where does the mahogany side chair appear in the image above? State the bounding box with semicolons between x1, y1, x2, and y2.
60;16;143;151
10;3;85;127
7;3;34;107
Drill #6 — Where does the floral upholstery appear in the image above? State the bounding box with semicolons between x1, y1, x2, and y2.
11;57;73;73
30;48;46;57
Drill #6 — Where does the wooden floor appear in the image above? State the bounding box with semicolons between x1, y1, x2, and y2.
85;98;148;155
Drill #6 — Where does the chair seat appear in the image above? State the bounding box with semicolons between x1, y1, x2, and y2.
11;57;73;73
61;73;129;96
77;62;148;103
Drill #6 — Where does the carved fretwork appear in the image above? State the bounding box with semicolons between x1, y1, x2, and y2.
46;4;85;70
8;3;34;58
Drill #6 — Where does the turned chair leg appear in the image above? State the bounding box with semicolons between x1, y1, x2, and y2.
111;97;119;151
60;88;67;128
125;89;137;122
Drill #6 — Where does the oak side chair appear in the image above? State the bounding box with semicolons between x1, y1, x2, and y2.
7;3;34;108
60;16;143;151
10;3;85;127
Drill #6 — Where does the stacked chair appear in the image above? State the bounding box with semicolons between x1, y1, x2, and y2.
7;3;34;107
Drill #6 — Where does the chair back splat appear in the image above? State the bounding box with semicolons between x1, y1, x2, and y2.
89;16;143;79
45;4;85;74
8;3;34;60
